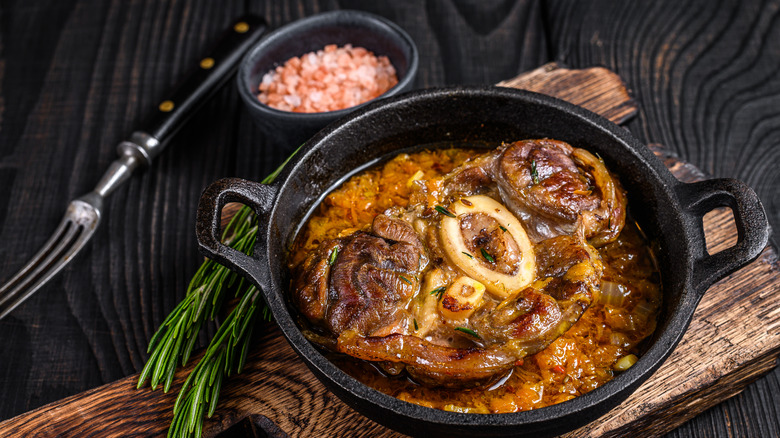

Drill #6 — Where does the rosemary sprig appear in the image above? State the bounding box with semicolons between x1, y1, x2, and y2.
138;150;298;437
169;285;262;438
137;205;261;394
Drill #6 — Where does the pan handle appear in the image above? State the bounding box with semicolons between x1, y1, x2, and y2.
196;177;279;291
676;178;770;294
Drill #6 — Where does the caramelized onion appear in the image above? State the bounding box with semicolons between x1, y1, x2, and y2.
415;268;448;335
599;280;629;306
613;354;638;372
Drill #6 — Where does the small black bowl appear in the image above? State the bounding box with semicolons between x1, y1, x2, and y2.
237;10;419;151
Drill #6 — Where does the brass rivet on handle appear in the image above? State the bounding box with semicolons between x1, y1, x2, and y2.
159;100;175;112
234;22;249;33
200;57;215;69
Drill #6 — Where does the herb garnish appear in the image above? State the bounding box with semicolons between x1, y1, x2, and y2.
413;319;419;331
455;327;481;339
138;150;298;438
400;275;412;285
138;207;265;438
499;225;507;232
531;159;540;184
430;286;446;299
481;248;495;263
435;205;456;218
327;247;339;266
462;251;474;259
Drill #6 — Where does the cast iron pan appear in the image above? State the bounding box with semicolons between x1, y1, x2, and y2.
196;87;770;437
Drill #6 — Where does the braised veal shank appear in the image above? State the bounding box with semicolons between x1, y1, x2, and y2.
292;139;629;388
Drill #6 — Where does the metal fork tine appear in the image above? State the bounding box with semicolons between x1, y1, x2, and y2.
0;220;72;296
0;209;93;318
0;221;81;310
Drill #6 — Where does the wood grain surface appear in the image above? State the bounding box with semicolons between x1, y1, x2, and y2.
2;149;777;438
2;63;778;438
0;1;778;437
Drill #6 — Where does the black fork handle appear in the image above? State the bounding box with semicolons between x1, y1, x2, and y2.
123;15;267;168
143;15;267;149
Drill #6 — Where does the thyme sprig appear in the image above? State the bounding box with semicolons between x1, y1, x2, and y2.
138;151;297;437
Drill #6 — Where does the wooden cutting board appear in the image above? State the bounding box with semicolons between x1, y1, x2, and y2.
1;63;777;438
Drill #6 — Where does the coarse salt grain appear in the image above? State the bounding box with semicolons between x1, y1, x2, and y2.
257;44;398;113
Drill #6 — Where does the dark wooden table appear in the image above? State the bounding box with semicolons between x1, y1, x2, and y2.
1;1;778;436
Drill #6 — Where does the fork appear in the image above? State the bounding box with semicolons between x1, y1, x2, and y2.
0;15;266;320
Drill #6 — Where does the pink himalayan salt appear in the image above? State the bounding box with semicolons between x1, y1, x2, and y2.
257;44;398;113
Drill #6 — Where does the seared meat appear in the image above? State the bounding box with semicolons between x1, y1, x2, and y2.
295;239;340;327
333;227;601;387
495;139;626;245
442;161;495;199
372;214;425;256
293;214;425;338
337;330;516;387
440;139;626;246
292;139;624;388
470;230;602;351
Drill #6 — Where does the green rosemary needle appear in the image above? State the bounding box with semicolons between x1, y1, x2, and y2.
327;247;339;266
531;159;540;184
434;205;456;218
455;327;481;339
430;286;446;299
138;149;298;438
